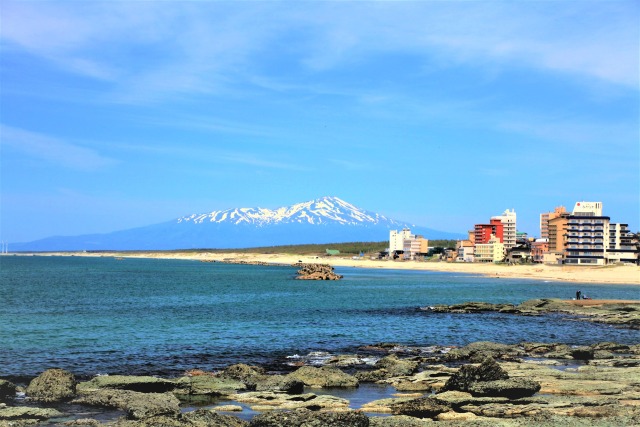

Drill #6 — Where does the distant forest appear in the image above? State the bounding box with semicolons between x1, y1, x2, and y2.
108;240;459;256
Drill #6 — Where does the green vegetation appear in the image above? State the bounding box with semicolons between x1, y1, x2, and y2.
86;239;461;257
89;241;390;256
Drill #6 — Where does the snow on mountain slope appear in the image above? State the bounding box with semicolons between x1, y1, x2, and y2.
11;196;465;251
177;196;405;227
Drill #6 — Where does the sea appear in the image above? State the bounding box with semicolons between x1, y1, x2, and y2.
1;256;639;382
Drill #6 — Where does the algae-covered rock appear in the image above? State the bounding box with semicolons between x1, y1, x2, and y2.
26;368;77;402
467;378;541;399
0;380;16;403
446;342;523;362
0;406;63;421
174;375;246;396
74;389;180;420
441;357;508;393
390;396;450;419
249;408;368;426
78;375;176;393
106;409;248;427
220;364;266;389
255;375;304;394
288;366;358;388
369;415;436;426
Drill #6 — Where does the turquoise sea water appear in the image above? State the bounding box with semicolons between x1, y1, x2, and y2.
1;256;638;380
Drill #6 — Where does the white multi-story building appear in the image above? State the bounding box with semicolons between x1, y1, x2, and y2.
607;223;638;264
389;228;414;253
491;209;517;249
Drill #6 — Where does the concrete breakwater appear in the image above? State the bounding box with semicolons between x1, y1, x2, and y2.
2;339;640;426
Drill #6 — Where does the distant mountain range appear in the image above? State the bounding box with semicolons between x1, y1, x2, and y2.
11;196;465;251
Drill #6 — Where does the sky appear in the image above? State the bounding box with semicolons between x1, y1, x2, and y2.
1;0;638;244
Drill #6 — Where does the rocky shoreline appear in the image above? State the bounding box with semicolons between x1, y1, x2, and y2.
2;300;639;426
2;338;640;427
422;298;640;329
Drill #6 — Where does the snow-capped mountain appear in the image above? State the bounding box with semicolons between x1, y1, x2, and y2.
178;196;404;227
12;196;464;251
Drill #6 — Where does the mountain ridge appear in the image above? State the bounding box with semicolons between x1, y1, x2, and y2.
11;196;464;251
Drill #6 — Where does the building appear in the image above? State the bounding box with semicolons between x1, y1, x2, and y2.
456;240;475;262
564;202;608;265
607;223;638;264
389;228;413;253
474;219;504;244
540;206;567;240
474;234;505;263
491;209;517;249
403;236;429;259
531;239;549;263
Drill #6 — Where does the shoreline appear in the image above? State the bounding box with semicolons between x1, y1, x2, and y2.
3;338;640;426
9;251;640;285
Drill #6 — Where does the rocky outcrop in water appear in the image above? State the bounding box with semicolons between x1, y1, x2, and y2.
423;298;640;329
294;263;343;280
26;368;77;403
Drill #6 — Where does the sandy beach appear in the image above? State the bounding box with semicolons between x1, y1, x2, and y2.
21;251;640;285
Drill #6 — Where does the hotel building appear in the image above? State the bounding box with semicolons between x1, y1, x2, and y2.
491;209;517;249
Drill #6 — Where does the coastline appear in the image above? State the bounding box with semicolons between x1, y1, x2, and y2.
12;251;640;285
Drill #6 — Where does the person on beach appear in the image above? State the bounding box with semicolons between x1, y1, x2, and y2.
576;290;582;300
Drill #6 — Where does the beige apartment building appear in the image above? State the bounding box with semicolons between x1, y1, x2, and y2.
540;206;567;240
474;234;505;263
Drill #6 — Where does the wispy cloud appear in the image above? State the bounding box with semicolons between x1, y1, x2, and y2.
0;125;116;170
1;1;636;106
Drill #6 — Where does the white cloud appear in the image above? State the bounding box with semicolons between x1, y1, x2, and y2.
1;1;637;104
0;125;116;170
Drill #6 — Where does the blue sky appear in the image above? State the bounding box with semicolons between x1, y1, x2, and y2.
1;1;638;244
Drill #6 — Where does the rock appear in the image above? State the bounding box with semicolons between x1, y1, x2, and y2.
435;411;478;421
74;389;180;420
63;419;101;426
78;375;176;393
232;391;349;412
182;409;248;427
590;342;630;352
369;415;436;426
0;406;63;421
249;408;369;426
356;355;419;382
255;375;304;394
446;342;523;362
174;375;246;396
0;380;16;403
218;364;303;394
294;264;343;280
467;378;541;399
213;405;243;412
440;357;508;393
26;368;77;402
106;409;248;427
220;364;266;389
390;396;450;419
288;366;358;388
571;346;595;360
